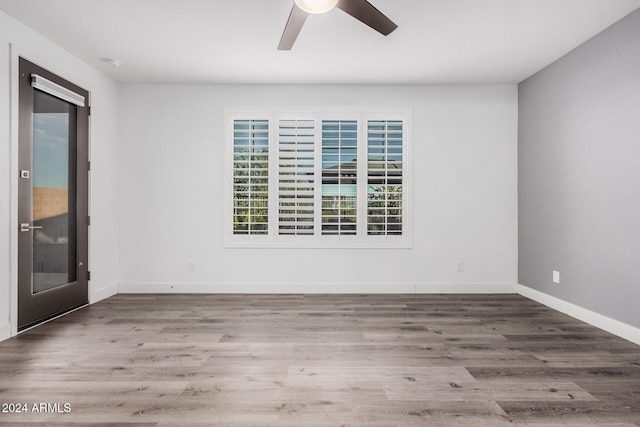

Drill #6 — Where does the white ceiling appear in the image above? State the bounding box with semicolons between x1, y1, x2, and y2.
1;0;639;84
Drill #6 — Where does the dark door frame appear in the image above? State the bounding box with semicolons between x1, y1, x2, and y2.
17;57;90;331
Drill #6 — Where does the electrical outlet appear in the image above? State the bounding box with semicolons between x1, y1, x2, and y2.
188;260;197;272
553;270;560;284
457;262;464;272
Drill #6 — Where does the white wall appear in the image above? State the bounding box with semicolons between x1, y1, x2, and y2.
119;84;518;293
0;10;120;338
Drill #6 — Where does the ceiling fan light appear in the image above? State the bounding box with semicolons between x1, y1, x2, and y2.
294;0;339;14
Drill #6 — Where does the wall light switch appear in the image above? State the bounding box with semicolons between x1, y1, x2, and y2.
188;260;197;272
457;262;464;272
553;270;560;284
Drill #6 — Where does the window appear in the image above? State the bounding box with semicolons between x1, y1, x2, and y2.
367;120;404;235
232;119;269;235
226;110;410;248
322;120;358;235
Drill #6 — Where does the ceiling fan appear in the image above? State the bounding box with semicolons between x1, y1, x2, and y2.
278;0;397;50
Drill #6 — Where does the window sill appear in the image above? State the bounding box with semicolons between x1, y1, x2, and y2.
223;238;412;249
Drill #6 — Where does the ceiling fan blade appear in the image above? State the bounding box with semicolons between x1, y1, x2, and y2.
336;0;397;36
278;4;309;50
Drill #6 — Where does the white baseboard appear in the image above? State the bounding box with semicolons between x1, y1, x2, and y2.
416;283;517;294
517;284;640;345
0;323;11;342
119;282;416;294
118;282;518;295
90;282;119;304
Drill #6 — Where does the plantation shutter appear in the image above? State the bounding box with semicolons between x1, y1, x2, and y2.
278;119;316;235
232;119;269;235
367;120;403;235
227;111;410;247
321;120;358;235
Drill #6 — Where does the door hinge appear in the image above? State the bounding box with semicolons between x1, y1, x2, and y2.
87;216;91;226
87;106;91;116
88;160;91;171
87;271;91;281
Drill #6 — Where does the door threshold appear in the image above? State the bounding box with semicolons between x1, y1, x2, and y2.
17;303;89;334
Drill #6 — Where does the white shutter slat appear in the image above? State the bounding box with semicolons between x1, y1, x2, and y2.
278;160;315;167
278;119;316;236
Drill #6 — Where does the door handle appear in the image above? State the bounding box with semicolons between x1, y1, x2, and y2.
20;223;43;232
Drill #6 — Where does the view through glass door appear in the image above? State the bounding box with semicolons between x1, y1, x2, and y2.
18;58;89;331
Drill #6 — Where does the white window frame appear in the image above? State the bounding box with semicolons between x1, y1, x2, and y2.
224;108;412;248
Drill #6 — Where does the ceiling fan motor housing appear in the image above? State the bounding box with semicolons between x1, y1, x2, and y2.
294;0;339;14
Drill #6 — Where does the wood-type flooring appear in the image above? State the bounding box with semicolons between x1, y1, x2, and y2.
0;293;639;426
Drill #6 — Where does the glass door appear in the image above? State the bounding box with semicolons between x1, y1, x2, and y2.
17;58;89;331
32;89;77;293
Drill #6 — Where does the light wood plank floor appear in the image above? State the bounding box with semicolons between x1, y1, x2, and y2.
1;294;639;426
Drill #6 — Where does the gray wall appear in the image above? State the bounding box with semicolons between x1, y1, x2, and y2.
518;9;640;328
